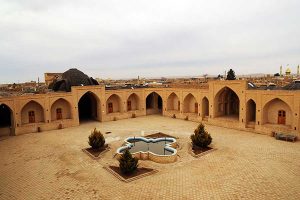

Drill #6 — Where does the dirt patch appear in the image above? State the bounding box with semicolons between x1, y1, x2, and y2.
55;169;89;181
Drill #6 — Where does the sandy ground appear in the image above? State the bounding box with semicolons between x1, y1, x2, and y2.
0;115;299;199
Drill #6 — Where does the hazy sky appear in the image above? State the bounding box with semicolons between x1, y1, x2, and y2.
0;0;299;83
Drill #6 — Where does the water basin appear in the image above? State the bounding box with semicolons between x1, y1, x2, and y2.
116;136;178;163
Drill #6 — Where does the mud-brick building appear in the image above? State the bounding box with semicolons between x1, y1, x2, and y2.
1;69;299;137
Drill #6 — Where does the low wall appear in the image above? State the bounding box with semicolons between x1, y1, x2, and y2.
15;119;77;135
164;111;202;123
0;127;11;136
146;108;162;115
255;124;299;136
207;118;243;130
11;111;300;137
103;111;145;122
128;151;177;163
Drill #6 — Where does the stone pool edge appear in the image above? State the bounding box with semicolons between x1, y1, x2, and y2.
116;137;178;163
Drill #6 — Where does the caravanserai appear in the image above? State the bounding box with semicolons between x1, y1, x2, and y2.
1;68;299;137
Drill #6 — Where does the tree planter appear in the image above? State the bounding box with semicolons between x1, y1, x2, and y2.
104;165;157;183
189;143;216;158
82;144;110;160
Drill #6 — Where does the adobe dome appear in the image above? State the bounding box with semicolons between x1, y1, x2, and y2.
283;80;300;90
51;68;99;92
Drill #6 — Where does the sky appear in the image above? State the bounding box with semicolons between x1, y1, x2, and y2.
0;0;300;83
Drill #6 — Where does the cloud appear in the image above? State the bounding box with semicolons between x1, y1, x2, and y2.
0;0;299;82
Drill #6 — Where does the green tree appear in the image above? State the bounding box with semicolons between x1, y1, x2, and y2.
88;128;105;149
119;149;138;174
226;69;236;80
190;123;212;148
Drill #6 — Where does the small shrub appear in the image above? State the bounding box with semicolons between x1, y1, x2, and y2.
132;113;136;118
185;116;188;120
119;149;138;174
190;123;212;148
88;128;105;149
172;114;176;118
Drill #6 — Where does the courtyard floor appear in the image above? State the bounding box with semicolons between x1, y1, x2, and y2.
0;115;299;199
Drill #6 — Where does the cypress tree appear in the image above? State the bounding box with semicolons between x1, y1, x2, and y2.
226;69;236;80
119;149;138;174
190;123;212;148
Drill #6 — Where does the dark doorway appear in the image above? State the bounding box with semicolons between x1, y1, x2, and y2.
146;92;162;115
158;96;162;110
215;87;240;120
0;104;11;127
78;92;98;122
246;99;256;123
202;97;209;117
146;95;152;109
0;104;12;136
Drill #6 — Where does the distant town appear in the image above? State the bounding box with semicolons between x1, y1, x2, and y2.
0;65;299;97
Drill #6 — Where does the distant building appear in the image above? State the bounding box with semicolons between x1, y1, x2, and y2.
44;73;63;86
285;68;291;76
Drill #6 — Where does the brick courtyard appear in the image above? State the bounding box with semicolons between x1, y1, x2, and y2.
0;115;299;199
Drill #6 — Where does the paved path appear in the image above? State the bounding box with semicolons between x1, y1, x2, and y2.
0;115;299;199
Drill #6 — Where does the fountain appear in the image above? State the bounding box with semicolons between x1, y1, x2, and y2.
116;136;177;163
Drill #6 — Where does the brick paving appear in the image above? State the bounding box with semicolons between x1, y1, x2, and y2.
0;115;299;199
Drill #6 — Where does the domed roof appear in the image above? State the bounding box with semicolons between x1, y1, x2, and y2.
62;68;94;86
51;68;99;92
283;80;300;90
286;68;291;73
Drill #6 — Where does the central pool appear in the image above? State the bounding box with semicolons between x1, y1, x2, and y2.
116;136;178;163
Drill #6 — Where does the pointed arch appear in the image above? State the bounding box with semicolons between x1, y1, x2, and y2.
167;92;180;111
183;93;198;113
202;96;209;118
21;100;45;124
214;86;239;119
262;98;292;126
127;93;140;111
50;98;72;121
146;92;163;115
106;94;122;114
78;91;100;122
246;99;256;123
